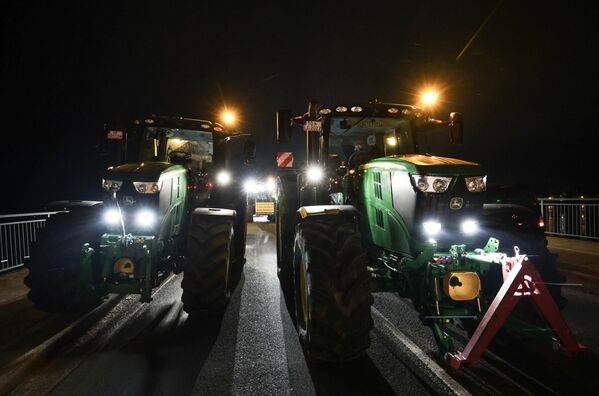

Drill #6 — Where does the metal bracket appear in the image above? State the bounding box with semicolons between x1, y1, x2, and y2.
446;255;585;368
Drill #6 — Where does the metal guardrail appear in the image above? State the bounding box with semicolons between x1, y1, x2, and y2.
0;211;66;273
539;198;599;240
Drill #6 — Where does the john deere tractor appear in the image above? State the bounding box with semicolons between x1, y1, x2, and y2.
274;101;575;364
25;116;254;314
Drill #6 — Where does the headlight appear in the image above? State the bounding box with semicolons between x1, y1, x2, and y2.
461;219;479;235
423;221;442;236
102;179;123;192
306;165;324;184
411;175;452;193
136;210;156;228
243;178;262;194
104;209;121;224
465;176;486;192
216;170;232;186
133;181;163;194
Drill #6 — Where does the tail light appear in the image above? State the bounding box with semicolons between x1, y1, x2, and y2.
537;216;545;230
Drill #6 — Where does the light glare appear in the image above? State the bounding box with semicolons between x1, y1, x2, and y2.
136;210;156;227
423;221;442;236
222;110;237;126
104;209;121;224
306;166;324;183
461;220;478;235
216;170;232;186
421;90;439;107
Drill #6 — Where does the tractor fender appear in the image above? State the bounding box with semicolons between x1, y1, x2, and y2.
295;204;359;223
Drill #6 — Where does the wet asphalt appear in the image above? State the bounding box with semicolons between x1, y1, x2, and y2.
8;223;599;395
10;224;429;395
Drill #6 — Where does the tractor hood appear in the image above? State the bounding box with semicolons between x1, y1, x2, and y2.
365;154;484;176
105;162;186;182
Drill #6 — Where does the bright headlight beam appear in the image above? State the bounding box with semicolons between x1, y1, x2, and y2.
386;136;397;146
461;219;479;235
423;221;442;236
306;166;324;183
244;178;262;194
216;170;232;186
136;210;156;228
104;209;121;224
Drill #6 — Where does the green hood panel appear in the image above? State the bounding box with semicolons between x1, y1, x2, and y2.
363;154;484;176
106;162;186;182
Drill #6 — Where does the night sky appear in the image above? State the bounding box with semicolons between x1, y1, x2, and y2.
2;1;598;213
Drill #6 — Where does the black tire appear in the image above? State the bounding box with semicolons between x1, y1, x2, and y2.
181;217;233;315
24;211;102;313
231;199;248;278
276;177;298;322
293;217;373;361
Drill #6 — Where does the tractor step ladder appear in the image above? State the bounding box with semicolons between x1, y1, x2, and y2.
446;253;585;368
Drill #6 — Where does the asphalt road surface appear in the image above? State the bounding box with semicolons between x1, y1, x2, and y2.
7;223;599;395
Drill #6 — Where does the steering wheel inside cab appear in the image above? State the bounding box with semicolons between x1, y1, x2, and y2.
168;150;192;164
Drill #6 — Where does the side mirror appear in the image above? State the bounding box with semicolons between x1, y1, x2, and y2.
449;112;464;145
276;109;292;143
243;139;256;165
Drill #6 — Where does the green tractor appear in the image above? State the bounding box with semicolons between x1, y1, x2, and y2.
274;101;580;365
25;116;254;314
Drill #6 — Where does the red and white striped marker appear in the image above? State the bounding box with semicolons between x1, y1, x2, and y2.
276;152;294;168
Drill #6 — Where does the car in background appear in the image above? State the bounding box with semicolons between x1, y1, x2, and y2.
481;184;546;254
482;184;545;240
481;184;566;307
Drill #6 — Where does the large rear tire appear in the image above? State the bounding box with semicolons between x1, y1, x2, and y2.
231;200;247;280
293;217;373;361
24;211;102;313
181;217;233;315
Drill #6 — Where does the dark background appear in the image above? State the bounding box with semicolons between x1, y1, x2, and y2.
2;1;598;213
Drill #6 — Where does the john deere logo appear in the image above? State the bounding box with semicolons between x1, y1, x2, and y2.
123;196;136;205
450;197;464;210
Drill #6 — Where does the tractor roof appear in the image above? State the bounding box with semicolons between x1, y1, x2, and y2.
317;102;420;119
105;115;234;135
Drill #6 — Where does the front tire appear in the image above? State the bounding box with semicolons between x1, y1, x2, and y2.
293;217;373;361
181;217;233;315
24;211;102;313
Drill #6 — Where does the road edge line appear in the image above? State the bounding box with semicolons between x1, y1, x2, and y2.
0;294;123;394
371;307;470;396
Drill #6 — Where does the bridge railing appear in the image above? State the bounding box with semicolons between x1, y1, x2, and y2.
538;198;599;240
0;212;66;273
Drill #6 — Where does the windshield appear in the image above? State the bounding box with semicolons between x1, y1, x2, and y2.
328;117;414;165
139;127;213;170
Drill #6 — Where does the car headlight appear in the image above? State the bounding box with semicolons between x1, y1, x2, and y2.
216;170;232;186
102;179;123;192
465;176;486;192
104;208;121;224
461;219;479;235
411;175;452;193
136;210;156;228
306;165;324;184
133;181;163;194
423;221;442;236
